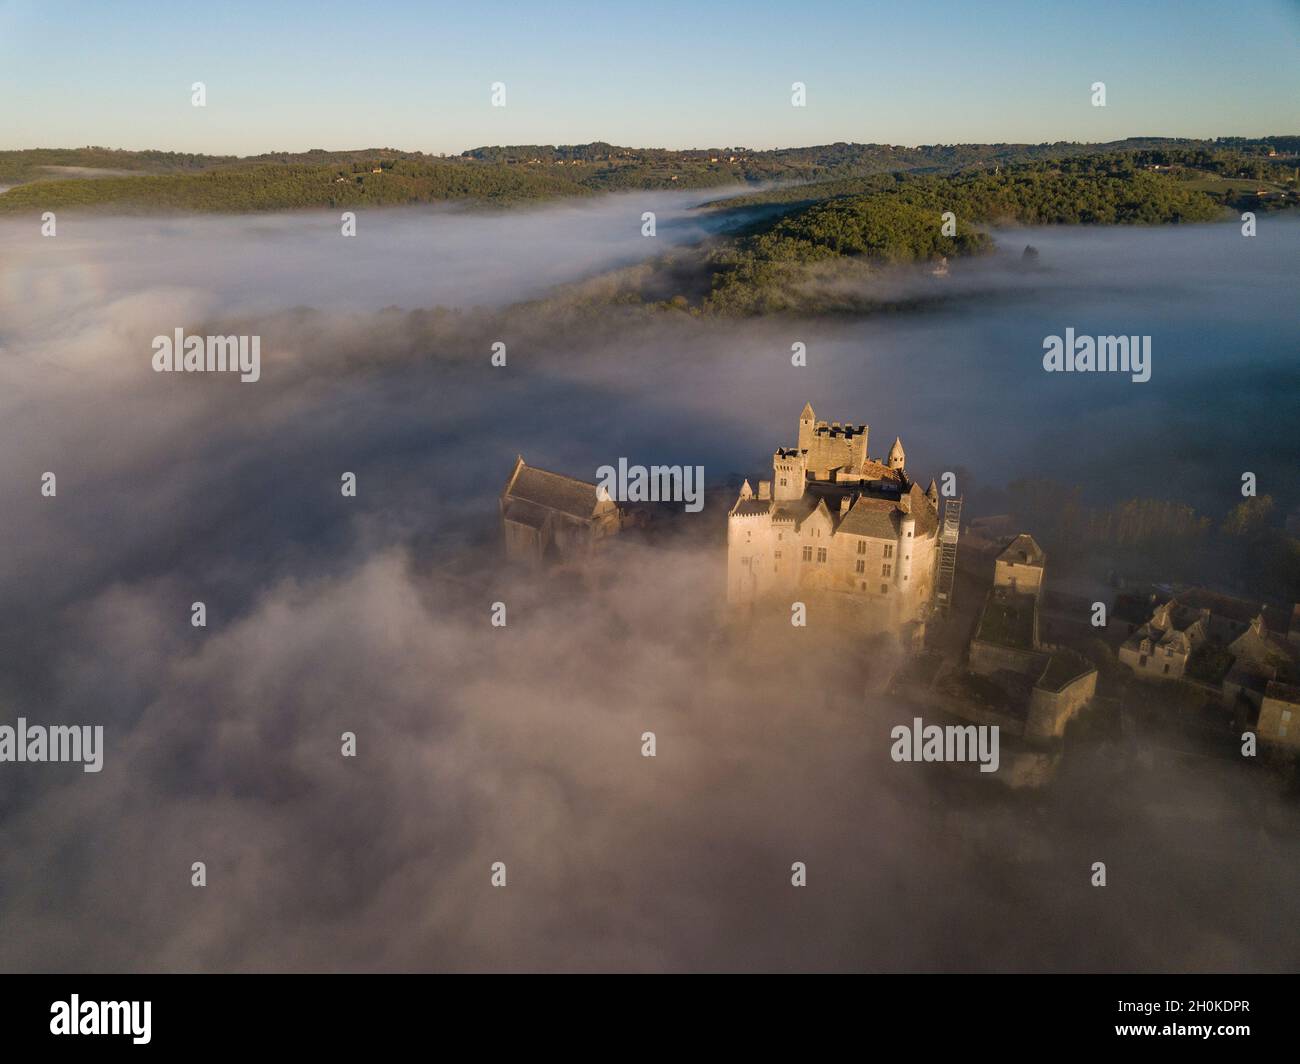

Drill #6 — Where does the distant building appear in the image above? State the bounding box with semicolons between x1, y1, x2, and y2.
994;533;1046;598
726;403;941;633
500;456;624;566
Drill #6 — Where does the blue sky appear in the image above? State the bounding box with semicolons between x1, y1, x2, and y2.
1;0;1297;154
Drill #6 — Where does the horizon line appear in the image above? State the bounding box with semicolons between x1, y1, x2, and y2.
5;132;1299;159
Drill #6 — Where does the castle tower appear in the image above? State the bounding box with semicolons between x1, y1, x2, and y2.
798;402;816;453
888;437;906;471
772;448;806;501
850;425;869;471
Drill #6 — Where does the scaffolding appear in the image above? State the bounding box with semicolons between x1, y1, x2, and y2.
934;496;962;611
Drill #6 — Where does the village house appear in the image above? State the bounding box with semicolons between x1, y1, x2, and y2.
994;533;1045;598
1117;598;1207;680
1118;589;1299;705
500;456;625;566
1256;681;1300;750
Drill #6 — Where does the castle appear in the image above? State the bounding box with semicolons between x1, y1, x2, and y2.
727;403;941;633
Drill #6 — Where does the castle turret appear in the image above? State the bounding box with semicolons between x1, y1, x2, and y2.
897;512;916;590
926;479;939;509
798;402;816;452
888;437;906;471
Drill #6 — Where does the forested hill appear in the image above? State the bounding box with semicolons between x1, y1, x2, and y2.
699;161;1228;314
0;157;585;213
0;136;1294;214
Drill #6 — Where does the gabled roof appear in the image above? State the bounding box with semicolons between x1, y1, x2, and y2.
998;533;1045;566
1265;680;1300;705
838;497;900;539
1173;588;1263;625
855;460;905;484
773;494;821;523
503;458;602;520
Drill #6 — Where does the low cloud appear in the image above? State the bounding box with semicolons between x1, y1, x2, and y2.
0;205;1297;971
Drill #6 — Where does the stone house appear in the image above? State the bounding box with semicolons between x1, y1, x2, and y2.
1117;588;1290;687
1118;598;1206;680
501;456;624;566
994;533;1045;598
1257;681;1300;750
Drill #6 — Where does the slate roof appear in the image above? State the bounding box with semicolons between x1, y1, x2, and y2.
855;460;905;484
504;462;601;520
1037;649;1095;693
838;497;900;539
998;533;1045;566
1173;588;1263;625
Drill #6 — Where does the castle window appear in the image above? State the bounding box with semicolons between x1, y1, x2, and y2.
883;544;894;558
802;546;812;562
857;541;866;555
817;548;827;563
746;531;751;541
779;478;787;487
880;584;889;595
774;550;782;560
882;563;892;577
855;560;865;574
860;581;867;591
907;531;913;538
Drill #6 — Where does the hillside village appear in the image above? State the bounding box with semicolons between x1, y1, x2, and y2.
498;405;1300;789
